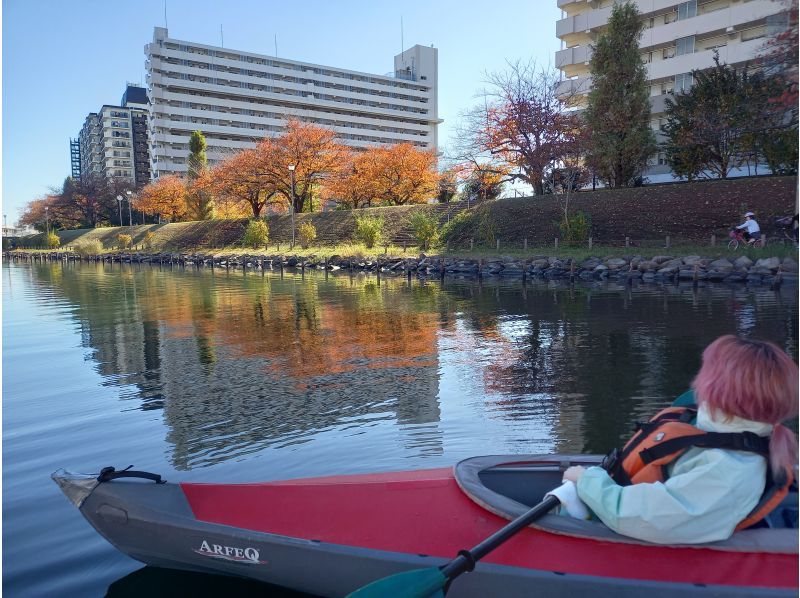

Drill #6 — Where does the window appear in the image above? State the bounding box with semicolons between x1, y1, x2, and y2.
675;72;693;93
677;0;697;20
662;46;676;59
676;35;695;56
657;152;667;166
641;51;653;64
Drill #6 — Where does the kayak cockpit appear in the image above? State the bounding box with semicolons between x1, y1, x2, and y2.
455;455;798;553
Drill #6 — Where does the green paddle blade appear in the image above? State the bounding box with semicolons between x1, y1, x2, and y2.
346;567;447;598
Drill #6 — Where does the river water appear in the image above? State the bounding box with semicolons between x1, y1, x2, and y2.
3;261;797;596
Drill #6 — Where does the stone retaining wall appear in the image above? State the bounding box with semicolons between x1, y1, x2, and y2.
9;251;797;287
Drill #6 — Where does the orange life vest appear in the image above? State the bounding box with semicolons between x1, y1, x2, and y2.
601;407;793;531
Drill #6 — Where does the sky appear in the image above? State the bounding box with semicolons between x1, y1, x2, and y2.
2;0;562;224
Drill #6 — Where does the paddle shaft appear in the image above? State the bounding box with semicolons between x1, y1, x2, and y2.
440;494;561;580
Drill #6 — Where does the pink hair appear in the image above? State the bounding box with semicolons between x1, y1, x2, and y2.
692;335;798;478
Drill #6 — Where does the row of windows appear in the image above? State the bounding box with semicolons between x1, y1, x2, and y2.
161;58;429;103
154;70;430;114
160;42;428;92
154;89;432;127
152;126;430;150
152;112;429;138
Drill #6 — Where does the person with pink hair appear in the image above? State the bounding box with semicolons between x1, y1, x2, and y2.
554;335;798;544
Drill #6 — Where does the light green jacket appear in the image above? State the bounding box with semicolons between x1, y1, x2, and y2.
576;403;771;544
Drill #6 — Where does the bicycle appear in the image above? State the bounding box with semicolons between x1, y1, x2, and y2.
728;228;764;250
775;215;798;247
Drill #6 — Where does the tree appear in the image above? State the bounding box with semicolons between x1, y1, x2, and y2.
256;119;345;214
758;0;798;110
185;130;214;220
134;175;188;222
321;149;379;209
662;55;791;179
462;61;584;195
458;162;509;202
584;1;656;187
211;148;281;217
437;167;458;203
19;197;57;232
367;143;439;206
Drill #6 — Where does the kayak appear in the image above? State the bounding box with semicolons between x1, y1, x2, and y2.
53;455;797;597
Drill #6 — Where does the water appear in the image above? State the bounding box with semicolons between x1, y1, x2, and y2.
3;261;797;597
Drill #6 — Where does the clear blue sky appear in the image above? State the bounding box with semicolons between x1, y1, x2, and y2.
2;0;561;224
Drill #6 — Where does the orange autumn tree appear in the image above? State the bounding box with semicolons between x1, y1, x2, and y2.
367;143;439;206
323;149;381;209
134;175;188;222
212;147;281;217
255;119;346;213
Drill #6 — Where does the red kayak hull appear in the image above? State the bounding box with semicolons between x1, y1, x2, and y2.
181;467;798;590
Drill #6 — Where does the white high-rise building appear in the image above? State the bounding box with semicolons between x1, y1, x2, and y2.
145;27;441;178
555;0;787;181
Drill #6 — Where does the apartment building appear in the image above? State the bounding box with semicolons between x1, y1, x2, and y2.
75;85;152;187
555;0;786;181
145;27;440;178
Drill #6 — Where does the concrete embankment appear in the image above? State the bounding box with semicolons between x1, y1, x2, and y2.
8;251;798;287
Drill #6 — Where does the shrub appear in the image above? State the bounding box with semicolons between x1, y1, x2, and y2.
46;231;61;249
298;221;317;249
243;219;269;249
117;234;133;250
409;210;441;251
143;231;156;250
73;239;104;256
354;215;384;249
558;211;591;246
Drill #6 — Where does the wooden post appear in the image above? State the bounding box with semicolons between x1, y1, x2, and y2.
470;238;474;251
711;234;716;247
524;238;528;251
625;236;630;248
665;235;671;249
588;237;592;250
496;239;500;251
554;238;559;251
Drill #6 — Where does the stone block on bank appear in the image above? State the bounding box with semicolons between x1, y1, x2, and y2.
606;258;628;269
709;259;733;270
733;256;753;269
755;257;781;271
682;255;703;266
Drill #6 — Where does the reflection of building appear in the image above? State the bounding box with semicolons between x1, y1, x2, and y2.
555;0;787;181
145;27;441;178
76;85;151;186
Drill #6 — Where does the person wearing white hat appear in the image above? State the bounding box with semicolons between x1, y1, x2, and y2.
736;212;761;243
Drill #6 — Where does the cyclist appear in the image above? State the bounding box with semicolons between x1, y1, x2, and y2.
735;212;761;245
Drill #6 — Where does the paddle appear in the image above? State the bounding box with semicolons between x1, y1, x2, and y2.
347;493;561;598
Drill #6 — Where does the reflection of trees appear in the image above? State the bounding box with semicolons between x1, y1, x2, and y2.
27;265;446;469
448;280;798;453
24;263;798;467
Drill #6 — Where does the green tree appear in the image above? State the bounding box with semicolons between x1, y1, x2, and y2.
585;2;655;187
662;55;792;179
186;130;214;220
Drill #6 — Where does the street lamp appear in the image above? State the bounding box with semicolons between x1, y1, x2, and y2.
116;195;123;227
126;190;133;227
288;164;296;248
45;206;49;235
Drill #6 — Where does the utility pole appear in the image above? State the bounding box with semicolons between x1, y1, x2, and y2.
288;165;297;248
126;190;133;226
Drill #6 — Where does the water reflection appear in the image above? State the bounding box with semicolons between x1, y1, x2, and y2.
25;262;799;467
